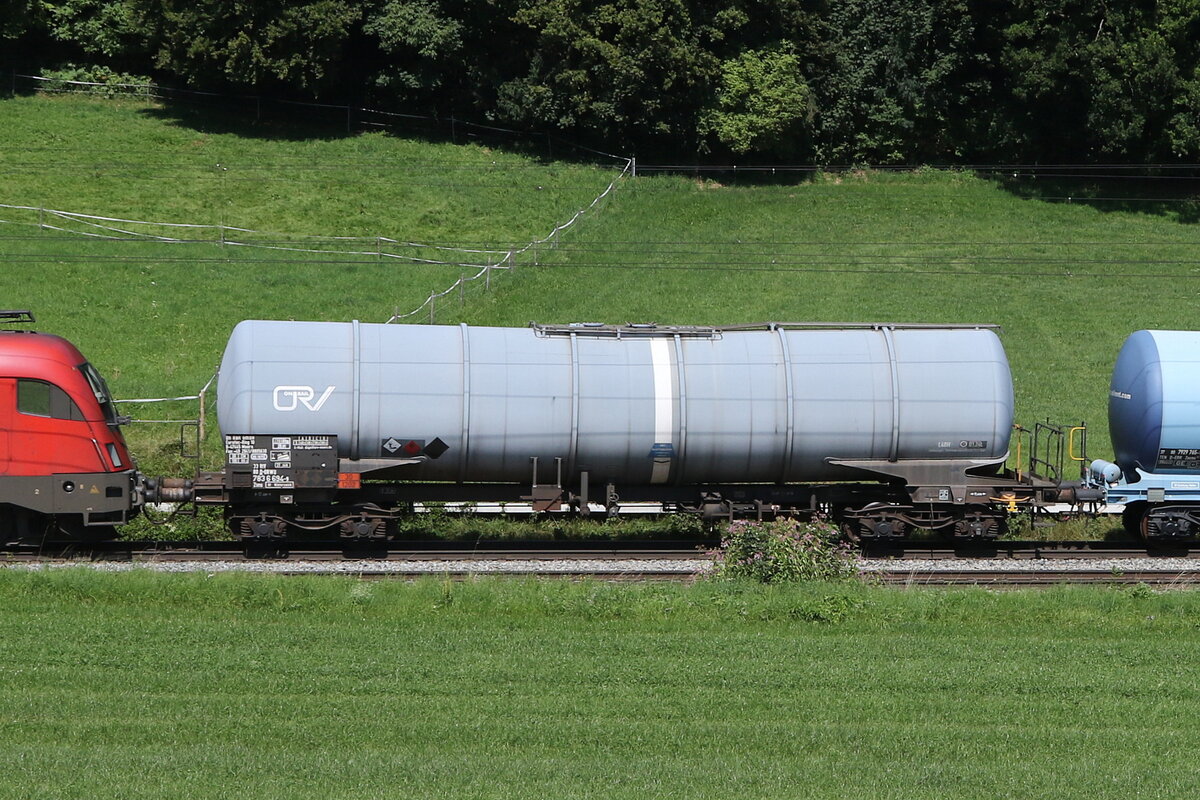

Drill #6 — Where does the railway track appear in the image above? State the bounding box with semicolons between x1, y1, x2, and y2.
871;570;1200;586
5;539;1200;586
0;539;712;563
2;538;1191;560
858;540;1200;560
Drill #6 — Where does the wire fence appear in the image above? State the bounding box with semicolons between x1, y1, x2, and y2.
384;157;631;322
0;202;526;264
0;148;631;322
36;153;629;412
4;70;634;411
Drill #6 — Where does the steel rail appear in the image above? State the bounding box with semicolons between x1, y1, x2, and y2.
4;538;1200;561
4;541;1200;590
0;541;713;563
870;570;1200;587
859;540;1200;560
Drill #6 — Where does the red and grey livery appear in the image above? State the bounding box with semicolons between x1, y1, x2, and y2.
0;311;142;539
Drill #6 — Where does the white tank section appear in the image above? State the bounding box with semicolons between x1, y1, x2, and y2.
217;321;1014;484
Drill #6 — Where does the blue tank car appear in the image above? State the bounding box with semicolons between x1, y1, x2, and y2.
1091;330;1200;537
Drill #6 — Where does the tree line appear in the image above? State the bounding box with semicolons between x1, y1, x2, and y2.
5;0;1199;163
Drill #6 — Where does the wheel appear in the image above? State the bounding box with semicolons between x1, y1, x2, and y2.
0;506;34;544
1122;502;1147;538
953;512;1001;540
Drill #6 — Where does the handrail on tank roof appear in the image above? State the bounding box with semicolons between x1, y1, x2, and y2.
724;322;1001;331
531;321;1001;338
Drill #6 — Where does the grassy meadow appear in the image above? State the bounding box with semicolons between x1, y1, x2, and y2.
2;571;1199;799
2;93;1199;476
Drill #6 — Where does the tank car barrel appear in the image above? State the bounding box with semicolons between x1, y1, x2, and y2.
217;320;1015;488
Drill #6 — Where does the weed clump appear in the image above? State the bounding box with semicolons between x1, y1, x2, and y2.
711;518;856;583
40;65;155;97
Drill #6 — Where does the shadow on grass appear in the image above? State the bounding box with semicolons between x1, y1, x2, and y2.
135;95;614;166
980;169;1200;225
661;166;1200;216
139;97;358;144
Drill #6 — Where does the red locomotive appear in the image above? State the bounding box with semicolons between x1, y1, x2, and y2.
0;311;141;539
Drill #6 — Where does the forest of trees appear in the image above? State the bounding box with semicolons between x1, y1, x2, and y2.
4;0;1199;163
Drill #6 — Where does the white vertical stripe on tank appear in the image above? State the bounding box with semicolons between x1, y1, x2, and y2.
650;337;674;484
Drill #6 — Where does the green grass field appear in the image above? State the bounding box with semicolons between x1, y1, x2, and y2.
2;93;1199;477
1;571;1198;799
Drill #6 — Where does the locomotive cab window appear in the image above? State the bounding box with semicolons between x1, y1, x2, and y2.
79;362;119;424
17;379;86;421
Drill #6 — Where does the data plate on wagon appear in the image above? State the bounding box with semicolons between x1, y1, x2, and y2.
225;434;338;489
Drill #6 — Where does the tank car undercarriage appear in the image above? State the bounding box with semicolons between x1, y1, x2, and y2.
188;463;1089;544
170;423;1101;544
1120;503;1200;540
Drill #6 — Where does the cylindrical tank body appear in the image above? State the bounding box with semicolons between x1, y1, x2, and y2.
1110;329;1200;475
217;321;1013;484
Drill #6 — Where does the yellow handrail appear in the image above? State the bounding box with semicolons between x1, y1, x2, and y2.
1068;426;1087;462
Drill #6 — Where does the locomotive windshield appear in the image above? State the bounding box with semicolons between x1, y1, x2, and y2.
78;362;120;424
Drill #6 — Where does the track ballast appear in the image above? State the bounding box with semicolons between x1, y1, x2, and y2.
5;539;1200;585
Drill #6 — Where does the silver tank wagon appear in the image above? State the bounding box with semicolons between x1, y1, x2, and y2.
217;321;1013;487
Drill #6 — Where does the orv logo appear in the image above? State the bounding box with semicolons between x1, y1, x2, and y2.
273;385;335;412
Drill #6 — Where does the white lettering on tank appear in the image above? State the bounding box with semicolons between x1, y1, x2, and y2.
272;385;335;412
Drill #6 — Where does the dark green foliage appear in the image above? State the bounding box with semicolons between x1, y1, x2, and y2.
39;0;150;62
1;0;40;42
998;0;1200;161
363;0;465;95
39;63;153;96
814;0;985;164
134;0;364;93
495;0;732;146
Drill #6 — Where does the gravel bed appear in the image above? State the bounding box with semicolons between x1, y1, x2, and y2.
859;558;1200;573
2;558;715;574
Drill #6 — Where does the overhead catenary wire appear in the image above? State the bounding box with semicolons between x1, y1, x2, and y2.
4;232;1200;248
4;253;1200;278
